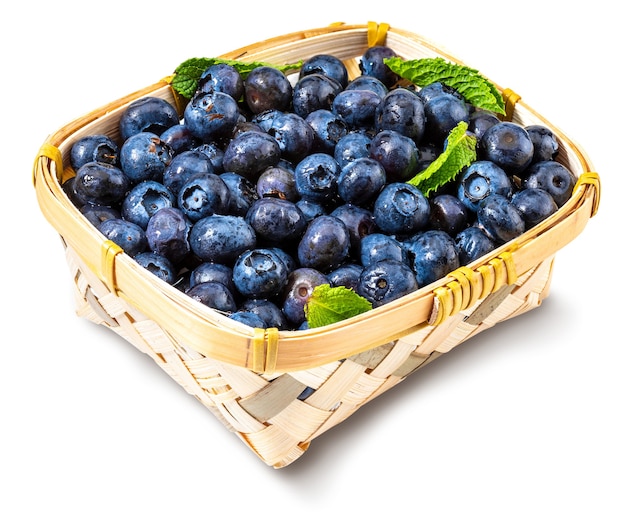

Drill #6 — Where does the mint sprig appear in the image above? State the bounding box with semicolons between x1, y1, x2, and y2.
407;121;477;197
384;57;505;114
171;57;303;99
305;284;372;329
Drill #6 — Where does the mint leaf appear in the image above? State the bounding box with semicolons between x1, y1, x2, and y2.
407;121;477;197
384;57;505;114
171;57;303;99
305;284;372;329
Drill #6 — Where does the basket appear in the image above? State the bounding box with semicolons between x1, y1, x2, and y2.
33;22;600;468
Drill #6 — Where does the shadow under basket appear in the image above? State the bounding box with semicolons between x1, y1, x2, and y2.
33;22;600;468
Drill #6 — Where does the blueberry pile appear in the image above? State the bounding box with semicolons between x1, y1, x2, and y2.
64;47;576;330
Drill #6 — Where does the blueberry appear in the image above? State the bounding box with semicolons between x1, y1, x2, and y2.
119;132;174;185
80;204;122;229
360;232;409;267
337;157;386;205
244;66;293;114
522;160;576;207
468;110;501;141
480;121;534;174
192;142;225;174
183;90;240;143
300;54;349;88
457;160;513;213
245;196;307;243
228;311;267;329
334;131;372;169
98;218;148;257
134;252;177;284
186;281;237;313
525;124;559;163
454;226;496;266
177;172;231;222
294;152;341;203
511;187;558;227
428;193;470;235
219;172;259;216
375;87;426;143
260;111;315;163
281;267;330;327
121;180;175;229
423;93;470;145
295;199;326;222
189;261;235;292
119;96;179;142
305;109;349;154
327;263;364;291
403;230;460;287
415;142;442;172
359;46;400;88
222;131;282;180
73;161;130;206
256;165;298;201
233;247;289;299
160;124;201;155
476;194;526;243
331;89;382;130
373;182;430;235
145;207;192;263
292;73;343;118
197;63;244;101
189;214;256;265
357;259;418;307
239;298;289;329
417;81;464;103
330;203;376;254
345;75;389;98
369;129;419;182
70;134;119;171
163;150;214;196
297;215;351;272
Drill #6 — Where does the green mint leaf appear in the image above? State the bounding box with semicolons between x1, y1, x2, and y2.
407;121;477;197
305;284;372;329
384;57;505;114
171;57;303;99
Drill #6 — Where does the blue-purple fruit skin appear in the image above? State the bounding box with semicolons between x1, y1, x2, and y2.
297;215;351;272
403;230;460;287
98;218;148;257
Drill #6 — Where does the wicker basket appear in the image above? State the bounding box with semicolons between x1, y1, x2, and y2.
33;22;600;468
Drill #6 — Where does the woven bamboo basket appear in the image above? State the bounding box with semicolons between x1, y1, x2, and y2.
33;22;600;468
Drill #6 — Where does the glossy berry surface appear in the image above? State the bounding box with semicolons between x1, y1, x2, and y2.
511;188;558;227
189;214;256;265
281;267;330;326
297;215;351;272
368;129;419;182
292;73;343;118
197;63;244;101
134;252;177;284
233;247;289;299
73;161;130;206
403;230;460;287
359;45;400;88
119;96;179;142
244;66;293;114
98;218;148;257
145;207;192;264
305;109;349;154
480;121;534;174
375;87;426;143
522;160;575;207
457;160;513;213
245;196;307;243
357;259;418;307
121;180;175;229
337;157;386;205
476;194;526;243
360;233;408;267
373;182;430;235
177;172;231;222
119;132;173;184
186;281;237;313
300;54;349;89
454;226;496;266
70;134;119;170
183;90;239;143
222;131;282;180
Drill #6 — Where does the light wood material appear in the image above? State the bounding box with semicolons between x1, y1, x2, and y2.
32;22;600;468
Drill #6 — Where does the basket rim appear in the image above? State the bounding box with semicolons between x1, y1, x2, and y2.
32;22;600;374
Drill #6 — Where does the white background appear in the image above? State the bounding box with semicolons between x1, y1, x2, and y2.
2;2;623;525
